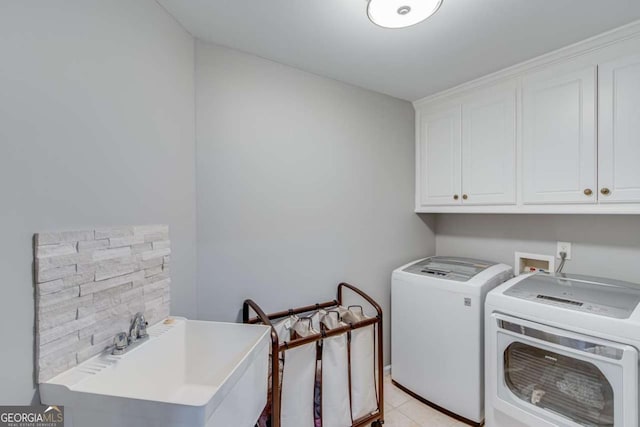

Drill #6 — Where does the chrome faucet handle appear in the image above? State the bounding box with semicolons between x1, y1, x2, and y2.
112;332;128;355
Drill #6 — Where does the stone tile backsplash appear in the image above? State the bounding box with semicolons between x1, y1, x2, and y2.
34;225;171;383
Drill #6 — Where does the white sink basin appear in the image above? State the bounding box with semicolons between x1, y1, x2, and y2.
40;318;271;427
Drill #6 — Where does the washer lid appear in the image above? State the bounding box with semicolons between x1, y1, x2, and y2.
402;256;495;282
505;273;640;319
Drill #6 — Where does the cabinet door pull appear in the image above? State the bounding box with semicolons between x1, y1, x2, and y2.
584;188;593;196
453;195;459;200
600;188;611;196
462;194;468;200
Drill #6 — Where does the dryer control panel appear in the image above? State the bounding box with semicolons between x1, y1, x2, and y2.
505;273;640;319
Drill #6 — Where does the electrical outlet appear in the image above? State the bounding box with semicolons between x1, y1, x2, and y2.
556;241;572;260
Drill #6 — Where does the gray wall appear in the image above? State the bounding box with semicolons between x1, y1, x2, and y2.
0;1;197;404
436;214;640;283
195;41;435;363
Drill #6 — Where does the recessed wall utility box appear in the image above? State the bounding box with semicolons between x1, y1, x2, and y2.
556;241;572;260
515;252;555;275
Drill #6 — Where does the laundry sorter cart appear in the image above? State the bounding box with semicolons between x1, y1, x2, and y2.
243;282;384;427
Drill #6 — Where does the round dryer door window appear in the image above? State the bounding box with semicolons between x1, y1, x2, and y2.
504;342;614;426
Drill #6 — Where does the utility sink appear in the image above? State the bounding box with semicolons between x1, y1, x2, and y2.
40;318;271;427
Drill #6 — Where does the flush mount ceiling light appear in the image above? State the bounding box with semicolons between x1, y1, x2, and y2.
367;0;443;29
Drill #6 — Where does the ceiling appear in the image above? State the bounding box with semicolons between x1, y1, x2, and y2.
158;0;640;101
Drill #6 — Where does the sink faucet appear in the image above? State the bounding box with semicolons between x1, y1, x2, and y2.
112;312;149;355
129;312;148;342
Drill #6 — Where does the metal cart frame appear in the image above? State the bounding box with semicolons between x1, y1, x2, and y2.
243;282;384;427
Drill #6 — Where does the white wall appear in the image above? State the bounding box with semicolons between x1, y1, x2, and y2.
436;214;640;283
195;41;435;363
0;1;197;404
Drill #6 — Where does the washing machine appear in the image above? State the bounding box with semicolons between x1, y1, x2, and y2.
485;273;640;427
391;256;513;425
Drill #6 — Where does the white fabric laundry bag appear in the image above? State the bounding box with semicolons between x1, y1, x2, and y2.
268;315;299;416
320;312;352;427
309;309;326;332
342;306;378;421
270;316;298;385
280;318;318;427
273;315;298;344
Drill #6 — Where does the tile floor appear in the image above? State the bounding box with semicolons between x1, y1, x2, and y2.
383;374;468;427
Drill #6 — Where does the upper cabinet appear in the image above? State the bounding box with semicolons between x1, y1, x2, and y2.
414;24;640;214
416;83;516;209
598;54;640;204
462;85;516;205
417;106;461;206
521;62;597;204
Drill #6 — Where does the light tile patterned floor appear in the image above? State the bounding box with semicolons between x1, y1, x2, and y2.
383;374;468;427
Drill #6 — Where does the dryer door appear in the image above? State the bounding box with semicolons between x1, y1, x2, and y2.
492;313;638;427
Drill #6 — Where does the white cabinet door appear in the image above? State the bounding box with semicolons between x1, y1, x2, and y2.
461;86;517;205
598;54;640;203
522;63;597;204
417;106;462;206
